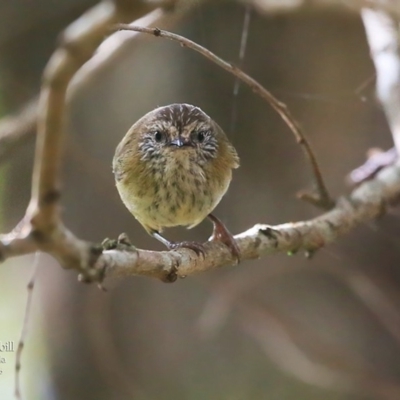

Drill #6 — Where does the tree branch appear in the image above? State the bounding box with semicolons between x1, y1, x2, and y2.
1;146;400;282
98;162;400;281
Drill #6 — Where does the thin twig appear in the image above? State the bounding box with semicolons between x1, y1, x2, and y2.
15;253;40;400
230;3;252;135
116;24;334;209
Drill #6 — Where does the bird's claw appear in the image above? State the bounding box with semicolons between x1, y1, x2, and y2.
208;214;240;263
160;241;205;283
348;147;397;185
101;233;136;252
209;233;240;263
168;241;206;258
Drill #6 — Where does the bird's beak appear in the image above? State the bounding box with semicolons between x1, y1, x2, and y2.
170;137;192;147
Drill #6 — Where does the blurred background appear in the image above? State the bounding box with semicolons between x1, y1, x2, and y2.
1;0;400;399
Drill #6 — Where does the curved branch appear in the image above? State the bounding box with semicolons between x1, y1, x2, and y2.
117;24;334;209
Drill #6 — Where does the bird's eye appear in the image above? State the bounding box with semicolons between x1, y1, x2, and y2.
192;131;206;143
154;131;164;142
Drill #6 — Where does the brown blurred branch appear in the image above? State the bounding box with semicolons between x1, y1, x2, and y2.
347;4;400;184
198;251;400;343
348;0;400;18
363;4;400;151
246;0;400;18
239;303;400;400
195;245;400;397
0;100;37;163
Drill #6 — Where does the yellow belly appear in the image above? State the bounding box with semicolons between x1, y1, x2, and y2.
116;162;231;233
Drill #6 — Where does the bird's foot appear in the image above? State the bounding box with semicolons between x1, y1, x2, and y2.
151;231;205;258
101;233;136;252
161;242;206;283
151;231;205;283
348;147;397;185
167;240;206;258
78;234;135;290
208;214;240;263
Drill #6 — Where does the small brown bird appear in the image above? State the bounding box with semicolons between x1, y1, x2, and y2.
113;103;240;258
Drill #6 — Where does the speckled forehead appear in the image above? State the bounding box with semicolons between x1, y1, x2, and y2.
146;104;211;133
